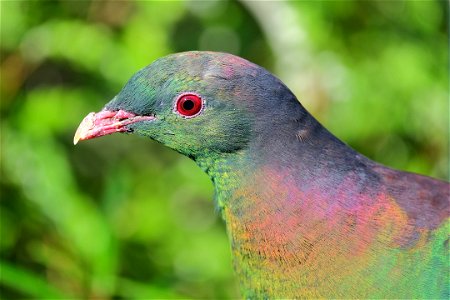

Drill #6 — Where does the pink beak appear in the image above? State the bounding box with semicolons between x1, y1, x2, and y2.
73;109;155;145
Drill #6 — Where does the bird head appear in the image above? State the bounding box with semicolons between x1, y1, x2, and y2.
74;51;303;160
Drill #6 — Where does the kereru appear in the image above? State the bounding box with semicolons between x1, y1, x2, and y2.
74;51;449;299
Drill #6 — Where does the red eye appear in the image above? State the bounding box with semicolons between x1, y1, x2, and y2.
176;93;203;117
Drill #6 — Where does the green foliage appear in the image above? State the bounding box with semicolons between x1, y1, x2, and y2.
1;0;447;299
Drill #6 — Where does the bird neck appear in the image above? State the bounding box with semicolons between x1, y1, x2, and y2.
194;117;421;297
195;150;254;210
194;115;373;215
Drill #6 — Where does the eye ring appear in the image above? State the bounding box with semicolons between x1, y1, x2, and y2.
175;93;204;118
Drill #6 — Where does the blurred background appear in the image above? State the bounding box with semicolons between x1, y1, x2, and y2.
1;0;448;299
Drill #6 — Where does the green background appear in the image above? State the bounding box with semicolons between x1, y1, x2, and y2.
1;0;448;298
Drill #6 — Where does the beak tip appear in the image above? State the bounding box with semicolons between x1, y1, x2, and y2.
73;129;84;145
73;124;84;145
73;112;96;145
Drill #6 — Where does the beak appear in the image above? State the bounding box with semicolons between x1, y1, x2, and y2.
74;109;155;145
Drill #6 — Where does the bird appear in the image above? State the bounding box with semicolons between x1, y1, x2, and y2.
74;51;449;299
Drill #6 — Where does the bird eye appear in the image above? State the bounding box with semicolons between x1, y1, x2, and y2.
175;93;203;117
